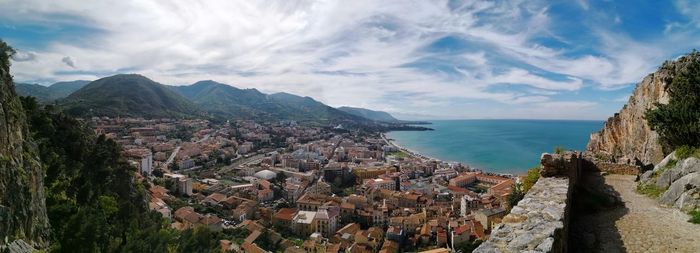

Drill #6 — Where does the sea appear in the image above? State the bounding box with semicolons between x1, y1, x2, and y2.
386;119;604;175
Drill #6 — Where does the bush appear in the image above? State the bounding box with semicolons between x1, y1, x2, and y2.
689;210;700;224
646;52;700;149
636;184;666;199
522;166;541;193
554;146;565;154
507;183;524;208
675;146;700;160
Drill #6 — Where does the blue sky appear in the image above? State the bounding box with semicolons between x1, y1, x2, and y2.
1;0;700;120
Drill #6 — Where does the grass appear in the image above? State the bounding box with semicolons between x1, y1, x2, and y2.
387;150;409;158
636;184;667;199
689;210;700;224
675;146;700;160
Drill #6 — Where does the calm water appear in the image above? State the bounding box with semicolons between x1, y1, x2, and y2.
386;120;603;174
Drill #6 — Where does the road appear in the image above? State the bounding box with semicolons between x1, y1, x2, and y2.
162;146;181;171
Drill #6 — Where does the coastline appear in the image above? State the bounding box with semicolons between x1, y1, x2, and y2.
380;133;446;163
381;132;518;178
380;133;519;177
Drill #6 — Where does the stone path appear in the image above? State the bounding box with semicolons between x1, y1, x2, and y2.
572;174;700;253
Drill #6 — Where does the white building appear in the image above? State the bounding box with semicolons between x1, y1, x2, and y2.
141;151;153;176
164;173;193;196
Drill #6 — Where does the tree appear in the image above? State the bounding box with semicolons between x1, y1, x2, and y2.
646;52;700;149
455;240;483;253
507;183;524;208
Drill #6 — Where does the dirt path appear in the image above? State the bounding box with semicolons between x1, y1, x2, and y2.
571;174;700;253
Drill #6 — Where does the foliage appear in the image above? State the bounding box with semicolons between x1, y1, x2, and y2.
522;166;541;193
507;183;524;208
635;184;666;199
553;146;565;154
19;97;223;252
646;52;700;149
675;145;700;160
689;210;700;224
60;74;198;118
455;240;482;253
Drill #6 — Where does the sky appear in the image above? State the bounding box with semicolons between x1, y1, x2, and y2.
1;0;700;120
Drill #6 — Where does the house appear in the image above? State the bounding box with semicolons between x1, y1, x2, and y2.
292;211;316;236
473;207;507;231
386;226;404;244
272;208;297;229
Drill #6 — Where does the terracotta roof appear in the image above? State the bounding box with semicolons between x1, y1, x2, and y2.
273;208;297;221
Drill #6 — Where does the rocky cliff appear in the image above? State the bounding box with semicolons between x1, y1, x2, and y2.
587;54;700;167
0;42;49;248
586;65;667;166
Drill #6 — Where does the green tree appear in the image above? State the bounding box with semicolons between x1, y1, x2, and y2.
507;183;524;208
646;52;700;149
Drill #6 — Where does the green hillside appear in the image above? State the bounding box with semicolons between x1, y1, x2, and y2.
337;106;399;122
15;80;89;102
61;74;198;118
171;81;368;124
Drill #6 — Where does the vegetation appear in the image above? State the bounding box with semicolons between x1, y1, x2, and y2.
455;240;483;253
646;52;700;150
674;145;700;160
337;106;399;122
60;74;199;118
387;150;409;158
171;80;370;124
15;81;89;103
553;146;565;154
19;97;226;252
507;183;524;208
522;166;541;193
689;210;700;224
636;184;667;199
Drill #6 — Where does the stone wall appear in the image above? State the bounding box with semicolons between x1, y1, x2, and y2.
588;161;640;175
474;152;582;253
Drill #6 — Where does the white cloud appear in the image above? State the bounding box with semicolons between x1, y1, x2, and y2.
0;0;692;119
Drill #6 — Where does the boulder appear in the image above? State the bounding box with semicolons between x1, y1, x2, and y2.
659;172;700;210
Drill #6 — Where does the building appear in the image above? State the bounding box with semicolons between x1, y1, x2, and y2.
460;194;480;217
473;208;507;231
292;211;316;236
448;173;477;187
164;173;193;196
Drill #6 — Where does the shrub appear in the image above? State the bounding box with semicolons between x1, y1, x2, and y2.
646;52;700;149
522;166;541;193
689;210;700;224
675;145;700;160
636;184;666;199
554;146;565;154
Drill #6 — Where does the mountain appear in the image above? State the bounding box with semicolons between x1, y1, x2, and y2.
47;80;90;98
586;54;700;167
61;74;198;118
171;80;369;124
15;83;53;102
337;106;399;122
0;42;50;248
15;80;89;102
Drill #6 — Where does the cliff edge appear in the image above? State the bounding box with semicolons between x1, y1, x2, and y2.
587;54;700;167
0;42;49;248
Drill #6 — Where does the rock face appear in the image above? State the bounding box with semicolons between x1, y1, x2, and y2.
639;152;700;212
586;55;700;166
0;44;49;248
474;152;582;253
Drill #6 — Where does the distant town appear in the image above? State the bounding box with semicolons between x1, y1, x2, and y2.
92;116;516;253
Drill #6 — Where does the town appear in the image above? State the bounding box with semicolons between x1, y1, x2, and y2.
90;117;517;253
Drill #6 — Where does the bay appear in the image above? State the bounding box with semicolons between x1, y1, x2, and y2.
386;119;604;174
